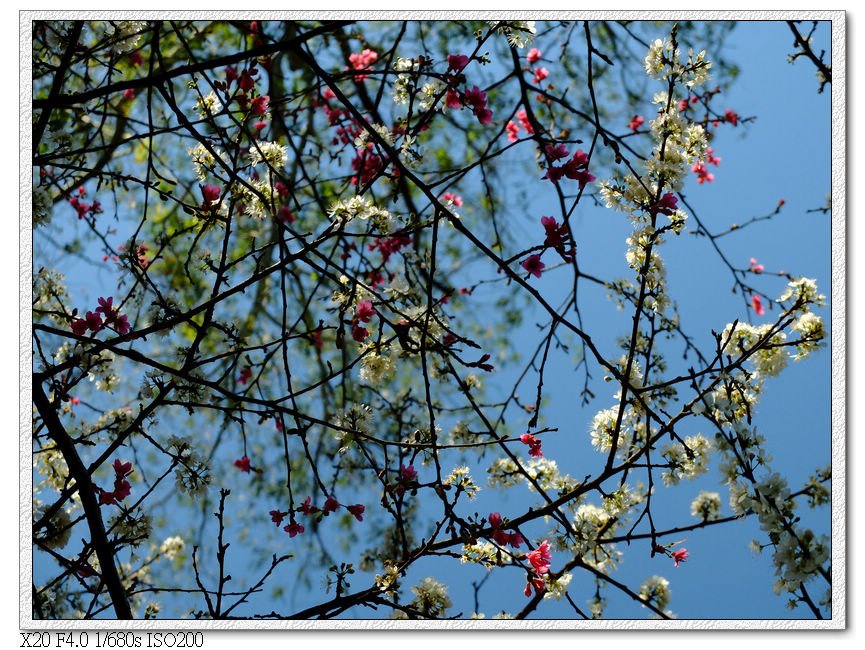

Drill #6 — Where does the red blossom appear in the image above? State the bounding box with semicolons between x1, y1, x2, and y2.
489;512;503;529
446;54;469;71
505;120;520;142
515;109;533;134
520;433;543;458
356;300;375;323
692;162;715;184
751;295;765;316
234;456;251;473
628;114;645;131
250;94;270;116
520;255;545;279
442;192;463;207
284;520;304;538
672;547;689;567
201;184;221;207
351;324;370;342
527;48;542;64
298;496;319;516
347;504;365;521
238;367;253;384
400;464;418;481
532;67;549;84
725;109;739;126
526;540;552;575
323;496;339;514
269;509;288;526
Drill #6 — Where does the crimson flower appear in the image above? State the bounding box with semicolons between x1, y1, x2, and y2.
520;433;543;458
672;547;689;567
347;504;365;522
324;496;339;514
629;114;645;131
356;300;375;323
284;520;304;538
751;295;766;317
269;509;288;527
234;456;251;473
520;255;545;279
250;94;270;116
526;48;542;64
446;54;469;71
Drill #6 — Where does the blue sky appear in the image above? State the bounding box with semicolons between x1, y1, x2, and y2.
30;19;833;621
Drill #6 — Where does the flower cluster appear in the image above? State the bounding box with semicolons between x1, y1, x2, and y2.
71;296;131;337
98;459;134;506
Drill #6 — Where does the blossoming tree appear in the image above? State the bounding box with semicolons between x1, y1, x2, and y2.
30;19;834;621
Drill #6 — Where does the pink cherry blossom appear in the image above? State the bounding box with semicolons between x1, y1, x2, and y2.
751;295;765;316
628;114;645;131
526;48;542;64
356;300;375;323
234;456;251;472
749;258;765;274
505;120;520;142
672;547;689;567
284;520;304;537
250;94;270;116
520;433;543;458
520;255;545;279
446;54;469;71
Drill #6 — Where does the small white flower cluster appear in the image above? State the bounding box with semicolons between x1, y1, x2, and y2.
460;541;511;569
490;20;537;49
158;535;185;560
354;123;395;150
168;436;211;497
359;345;396;385
194;92;222;120
660;434;712;486
443;465;480;499
418;81;445;111
188;144;223;181
328;195;393;231
248;140;288;168
543;572;573;600
34;448;69;493
486;456;575;494
111;20;148;54
720;321;789;379
690;490;722;521
87;349;119;392
638;575;671;611
34;268;69;325
35;504;73;550
408;577;453;618
644;38;712;88
392;57;420;105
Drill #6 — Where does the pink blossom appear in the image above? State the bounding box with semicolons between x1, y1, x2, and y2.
250;94;270;116
113;459;133;477
532;67;549;84
652;192;679;216
678;99;690;112
202;184;221;207
505;120;520;142
71;318;89;336
725;109;739;126
541;216;567;248
238;367;253;384
749;258;765;274
298;496;319;516
445;88;462;110
347;504;365;521
356;300;375;323
515;109;533;134
84;311;103;332
284;520;304;537
508;532;525;548
489;512;503;529
692;162;715;184
234;456;251;472
348;48;378;81
324;496;339;514
520;433;543;458
526;48;542;64
446;54;469;71
269;509;288;526
628;114;645;131
442;192;463;207
544;143;569;161
526;540;552;575
520;255;545;279
672;547;689;567
706;147;721;166
351;324;369;342
751;295;765;316
400;464;418;481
